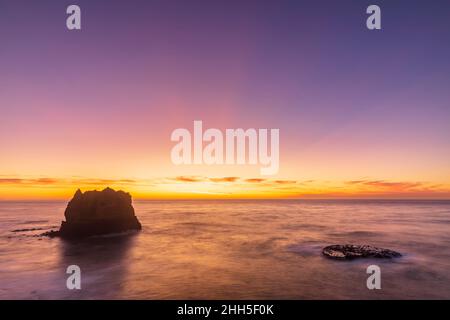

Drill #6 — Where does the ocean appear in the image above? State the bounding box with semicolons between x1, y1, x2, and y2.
1;199;449;299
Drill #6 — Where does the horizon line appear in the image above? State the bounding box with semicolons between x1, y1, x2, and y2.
1;197;450;202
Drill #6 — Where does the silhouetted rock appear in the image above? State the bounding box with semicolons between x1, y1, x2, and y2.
47;188;141;239
322;244;401;260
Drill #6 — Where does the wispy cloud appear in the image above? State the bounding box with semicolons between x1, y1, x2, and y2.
0;177;138;186
173;176;206;183
0;179;24;184
0;178;58;185
209;177;239;183
345;179;427;191
1;175;449;199
244;178;266;183
274;180;297;184
74;178;137;185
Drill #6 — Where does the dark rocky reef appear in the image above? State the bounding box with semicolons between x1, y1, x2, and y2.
322;244;401;260
45;187;141;239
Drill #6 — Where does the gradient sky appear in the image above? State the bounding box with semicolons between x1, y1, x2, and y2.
1;0;450;199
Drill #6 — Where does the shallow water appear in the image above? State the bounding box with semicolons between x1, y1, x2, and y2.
1;199;449;299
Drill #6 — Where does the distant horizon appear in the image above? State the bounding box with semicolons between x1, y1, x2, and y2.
2;198;450;202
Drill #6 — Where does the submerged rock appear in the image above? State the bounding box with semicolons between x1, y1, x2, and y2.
46;187;141;239
322;244;401;260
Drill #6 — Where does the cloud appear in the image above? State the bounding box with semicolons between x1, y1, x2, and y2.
0;179;24;184
2;175;448;200
35;178;58;184
244;178;266;183
296;180;316;185
0;178;58;185
74;178;137;185
0;177;137;186
173;176;205;183
346;180;367;185
209;177;239;183
171;177;297;184
274;180;297;184
345;179;428;191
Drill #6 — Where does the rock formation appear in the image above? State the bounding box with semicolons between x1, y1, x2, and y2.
46;188;141;239
322;244;401;260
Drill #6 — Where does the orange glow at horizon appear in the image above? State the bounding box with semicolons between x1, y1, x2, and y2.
1;175;449;200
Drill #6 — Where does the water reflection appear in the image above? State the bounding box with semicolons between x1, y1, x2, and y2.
57;233;137;299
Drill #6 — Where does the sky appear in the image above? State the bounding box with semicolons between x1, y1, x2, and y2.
1;0;450;199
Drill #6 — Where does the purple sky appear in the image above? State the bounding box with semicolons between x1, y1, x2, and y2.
1;0;449;198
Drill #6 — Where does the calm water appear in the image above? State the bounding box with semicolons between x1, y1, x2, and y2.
0;200;449;299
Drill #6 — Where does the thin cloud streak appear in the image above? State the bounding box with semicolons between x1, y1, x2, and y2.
1;175;449;199
210;177;240;183
345;179;433;191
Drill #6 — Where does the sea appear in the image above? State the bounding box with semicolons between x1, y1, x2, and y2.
1;199;449;299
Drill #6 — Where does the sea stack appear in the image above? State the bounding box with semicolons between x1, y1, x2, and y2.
52;187;141;239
